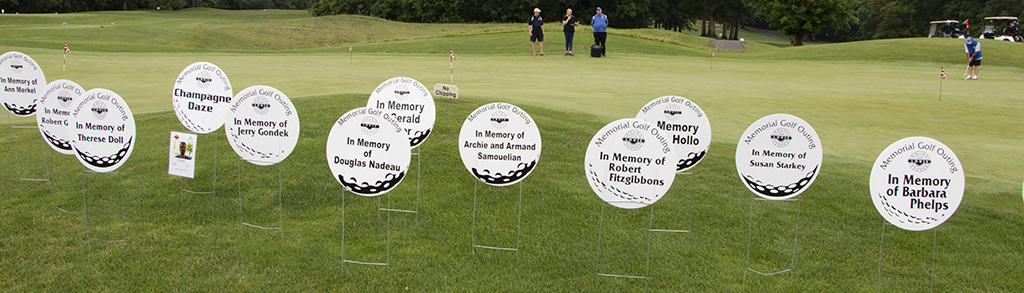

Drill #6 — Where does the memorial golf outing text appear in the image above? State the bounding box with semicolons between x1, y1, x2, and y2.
743;119;816;172
231;89;292;138
332;108;403;172
74;94;128;144
870;137;964;231
878;140;961;212
458;102;542;186
586;119;676;209
735;114;822;200
463;103;538;162
1;51;47;117
372;77;428;125
367;77;436;148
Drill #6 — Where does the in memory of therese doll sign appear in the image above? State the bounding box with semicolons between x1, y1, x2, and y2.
585;118;677;209
225;85;299;166
70;88;136;173
458;102;542;186
172;61;233;134
635;96;711;173
37;79;84;155
366;77;436;149
326;107;411;196
735;114;822;200
870;137;964;231
0;51;47;116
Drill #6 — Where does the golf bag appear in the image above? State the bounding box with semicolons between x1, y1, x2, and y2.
591;45;603;57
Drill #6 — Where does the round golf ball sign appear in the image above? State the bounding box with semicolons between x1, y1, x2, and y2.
37;80;84;155
326;107;411;197
458;103;542;186
225;85;299;166
585;118;677;209
870;137;964;231
735;114;822;200
636;96;711;172
70;88;136;173
367;77;435;149
0;51;47;116
172;62;233;133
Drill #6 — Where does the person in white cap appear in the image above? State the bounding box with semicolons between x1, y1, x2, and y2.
528;8;546;56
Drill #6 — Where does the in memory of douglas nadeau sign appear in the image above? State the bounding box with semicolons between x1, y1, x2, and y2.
37;80;84;155
367;77;436;148
326;107;411;196
0;51;46;116
585;118;677;209
172;61;233;134
458;102;541;186
735;114;822;200
870;137;964;231
70;88;136;173
225;85;299;166
636;96;711;173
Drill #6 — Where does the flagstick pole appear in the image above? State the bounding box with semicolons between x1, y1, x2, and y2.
939;69;943;101
450;60;453;83
62;52;66;72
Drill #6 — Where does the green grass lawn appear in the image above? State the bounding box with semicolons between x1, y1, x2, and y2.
1;8;1023;291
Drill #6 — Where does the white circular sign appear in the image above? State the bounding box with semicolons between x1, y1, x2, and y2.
327;107;411;197
636;96;711;173
172;62;233;133
366;77;436;149
870;137;965;231
225;85;300;166
458;103;542;186
70;88;136;173
735;114;823;200
585;119;677;209
0;51;47;117
37;80;84;155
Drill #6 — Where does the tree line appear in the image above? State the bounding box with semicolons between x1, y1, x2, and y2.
0;0;307;13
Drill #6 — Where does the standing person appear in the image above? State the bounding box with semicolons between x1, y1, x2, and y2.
562;8;578;56
529;8;545;56
964;37;982;80
591;7;609;56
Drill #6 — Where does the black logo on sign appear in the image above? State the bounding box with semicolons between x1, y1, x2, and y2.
622;130;645;151
195;71;213;89
10;60;24;73
360;117;380;135
252;96;271;115
908;151;931;172
663;104;682;121
490;111;509;129
91;101;108;120
57;90;74;108
770;128;792;148
394;85;411;100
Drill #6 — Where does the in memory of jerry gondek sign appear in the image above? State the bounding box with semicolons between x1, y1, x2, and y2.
458;102;541;186
585;118;677;209
0;51;47;117
367;77;435;148
870;137;964;231
225;85;299;166
326;107;411;196
172;62;232;134
37;80;84;155
636;96;711;173
70;88;136;173
735;114;822;200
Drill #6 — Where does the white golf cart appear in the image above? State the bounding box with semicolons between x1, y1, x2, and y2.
979;16;1022;42
929;20;964;38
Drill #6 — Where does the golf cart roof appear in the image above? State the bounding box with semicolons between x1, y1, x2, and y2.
984;16;1019;20
930;20;960;24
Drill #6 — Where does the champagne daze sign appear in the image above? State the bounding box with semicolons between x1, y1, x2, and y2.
70;88;135;173
458;102;541;186
37;80;84;154
0;51;46;116
367;77;436;148
225;85;299;166
636;96;711;173
585;118;677;209
735;114;822;200
172;62;233;133
326;107;410;196
870;137;964;231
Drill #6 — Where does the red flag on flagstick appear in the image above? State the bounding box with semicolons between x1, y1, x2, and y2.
62;42;69;72
450;50;455;83
711;51;715;57
64;43;70;54
941;68;947;80
450;50;455;61
349;45;352;52
964;19;970;29
939;67;945;101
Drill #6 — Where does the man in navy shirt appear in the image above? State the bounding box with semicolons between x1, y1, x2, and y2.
591;7;609;56
529;8;545;56
965;37;982;79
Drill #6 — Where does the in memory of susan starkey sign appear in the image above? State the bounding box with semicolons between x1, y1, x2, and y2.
636;96;711;173
585;118;677;209
326;107;411;196
172;61;233;134
367;77;436;148
0;51;46;116
37;80;84;155
458;102;541;186
735;114;822;200
870;137;964;231
225;85;299;166
70;88;136;173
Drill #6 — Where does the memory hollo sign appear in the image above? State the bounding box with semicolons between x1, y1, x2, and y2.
225;85;300;166
172;61;233;133
636;96;711;173
458;102;542;186
585;118;677;209
326;107;411;196
0;51;47;117
37;80;84;155
367;77;436;148
735;114;822;200
70;88;136;173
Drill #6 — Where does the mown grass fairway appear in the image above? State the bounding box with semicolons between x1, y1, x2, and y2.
1;8;1023;291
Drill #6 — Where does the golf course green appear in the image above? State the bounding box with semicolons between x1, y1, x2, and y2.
1;8;1022;291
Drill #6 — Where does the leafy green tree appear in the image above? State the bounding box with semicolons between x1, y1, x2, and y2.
745;0;860;45
870;0;919;39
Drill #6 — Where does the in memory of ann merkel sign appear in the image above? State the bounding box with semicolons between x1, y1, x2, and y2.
735;114;822;200
367;77;436;148
458;103;541;186
36;80;84;155
0;51;47;116
585;119;677;209
870;137;964;231
70;88;136;173
225;85;299;166
636;96;711;173
326;107;411;196
172;62;233;133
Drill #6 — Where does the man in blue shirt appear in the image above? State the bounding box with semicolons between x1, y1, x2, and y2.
529;8;545;56
591;7;609;56
965;37;982;79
